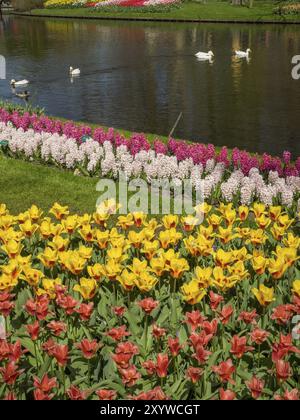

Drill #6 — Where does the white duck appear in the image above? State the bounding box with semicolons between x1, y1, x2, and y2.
69;66;80;76
10;79;29;87
235;48;251;58
195;50;214;60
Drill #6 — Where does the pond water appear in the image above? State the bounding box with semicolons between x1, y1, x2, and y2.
0;15;299;156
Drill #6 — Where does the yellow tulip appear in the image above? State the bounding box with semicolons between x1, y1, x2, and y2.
291;280;300;297
238;205;249;221
107;247;128;263
94;230;110;249
128;258;148;276
49;235;69;252
181;280;206;305
255;214;271;230
133;272;158;292
181;215;199;232
127;230;145;249
252;203;266;218
20;267;44;287
132;212;147;228
40;218;54;239
141;240;159;260
275;247;299;268
0;204;7;217
283;233;300;249
28;205;43;222
223;208;237;226
42;278;62;298
150;256;166;277
193;266;213;289
74;278;97;300
252;255;268;275
159;228;182;249
270;223;286;241
0;273;18;291
169;258;189;279
207;214;223;229
0;215;15;230
277;214;294;230
228;261;248;279
117;214;134;230
268;257;288;279
162;215;179;229
213;267;239;291
117;269;136;291
103;260;122;280
87;263;104;281
38;247;58;269
92;211;110;227
252;284;275;306
246;229;267;246
1;260;22;280
1;239;23;259
269;206;282;222
214;249;233;268
216;226;240;244
49;203;69;220
60;251;86;275
62;215;79;235
79;224;94;243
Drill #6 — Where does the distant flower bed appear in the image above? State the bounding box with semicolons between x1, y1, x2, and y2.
44;0;178;8
274;3;300;16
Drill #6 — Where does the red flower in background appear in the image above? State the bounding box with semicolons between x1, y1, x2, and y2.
230;335;254;359
67;385;86;400
96;389;117;400
212;359;235;384
219;388;236;400
34;389;54;401
34;374;57;393
57;294;78;315
190;331;213;349
184;310;206;331
0;340;10;361
112;341;139;368
142;360;156;376
119;365;141;387
246;376;264;399
131;386;168;400
274;389;299;400
106;325;131;341
47;321;67;337
0;361;24;385
201;319;218;336
42;338;56;356
219;305;233;325
271;304;295;325
9;340;23;363
4;392;17;400
52;344;69;366
77;339;99;359
209;291;224;311
138;298;159;314
250;328;269;345
238;309;258;325
112;306;125;317
186;366;203;383
275;360;292;381
152;324;166;339
0;300;14;317
272;333;300;362
156;353;169;378
168;337;182;356
77;302;94;321
26;320;40;341
192;344;211;364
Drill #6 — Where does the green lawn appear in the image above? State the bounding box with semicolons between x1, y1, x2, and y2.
25;2;300;23
0;154;99;214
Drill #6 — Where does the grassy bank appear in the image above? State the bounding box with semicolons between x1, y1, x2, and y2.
23;2;300;23
0;154;99;213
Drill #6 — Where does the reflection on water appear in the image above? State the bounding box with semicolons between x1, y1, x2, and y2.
0;15;299;156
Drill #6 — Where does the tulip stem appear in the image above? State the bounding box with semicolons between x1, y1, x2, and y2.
144;315;149;351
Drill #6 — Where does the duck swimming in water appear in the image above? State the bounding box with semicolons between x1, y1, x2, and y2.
15;90;30;101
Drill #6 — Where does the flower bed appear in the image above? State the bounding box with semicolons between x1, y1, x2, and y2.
44;0;178;8
0;201;299;400
0;109;300;208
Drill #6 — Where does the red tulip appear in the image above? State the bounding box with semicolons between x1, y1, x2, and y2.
34;374;57;393
271;304;294;325
67;385;86;400
201;319;218;336
34;389;54;401
274;389;299;401
96;389;117;400
219;388;236;400
246;376;264;399
112;352;132;369
119;365;141;387
106;325;131;341
131;387;168;400
212;359;235;384
9;340;23;363
47;321;67;337
42;338;56;356
156;353;169;378
138;298;159;315
77;339;98;359
26;320;40;341
250;328;269;345
25;299;36;317
0;300;14;317
52;344;69;366
0;292;14;302
142;360;156;376
0;340;10;361
77;302;94;321
238;309;258;325
112;306;125;317
272;333;300;362
219;305;233;325
275;360;292;381
209;291;224;311
190;331;212;349
186;366;203;383
115;341;139;356
192;344;212;364
35;295;50;320
4;391;17;400
0;361;24;385
152;324;166;339
184;310;206;331
230;335;254;359
57;295;78;315
168;337;182;357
